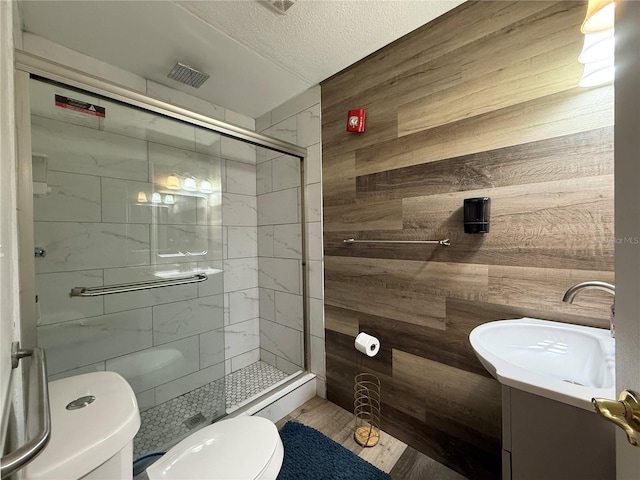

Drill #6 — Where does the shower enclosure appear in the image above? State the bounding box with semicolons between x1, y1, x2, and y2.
23;74;307;458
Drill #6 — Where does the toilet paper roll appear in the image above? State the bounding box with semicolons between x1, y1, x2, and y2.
354;332;380;357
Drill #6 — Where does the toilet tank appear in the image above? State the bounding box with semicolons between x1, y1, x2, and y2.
24;372;140;480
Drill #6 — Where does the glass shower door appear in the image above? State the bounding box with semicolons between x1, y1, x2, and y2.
29;78;225;456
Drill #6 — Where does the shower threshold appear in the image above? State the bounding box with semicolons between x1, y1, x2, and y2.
133;361;289;458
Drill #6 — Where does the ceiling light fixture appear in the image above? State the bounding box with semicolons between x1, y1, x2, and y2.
200;179;214;194
581;0;615;34
166;174;181;190
579;57;615;87
578;30;615;64
183;177;198;192
578;0;615;88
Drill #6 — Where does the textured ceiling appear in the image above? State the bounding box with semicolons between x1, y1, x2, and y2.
176;0;465;84
19;0;464;118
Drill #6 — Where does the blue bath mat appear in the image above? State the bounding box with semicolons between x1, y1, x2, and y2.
277;421;391;480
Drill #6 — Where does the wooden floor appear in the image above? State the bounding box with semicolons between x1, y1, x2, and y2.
276;397;467;480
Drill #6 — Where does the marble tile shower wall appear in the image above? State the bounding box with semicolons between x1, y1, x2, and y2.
221;134;262;377
256;86;325;396
31;79;261;411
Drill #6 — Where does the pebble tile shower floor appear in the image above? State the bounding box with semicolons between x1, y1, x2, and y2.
133;361;290;458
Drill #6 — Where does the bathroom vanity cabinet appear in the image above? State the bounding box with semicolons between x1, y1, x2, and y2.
501;386;615;480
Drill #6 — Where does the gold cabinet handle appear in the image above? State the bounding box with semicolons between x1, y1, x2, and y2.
592;390;640;447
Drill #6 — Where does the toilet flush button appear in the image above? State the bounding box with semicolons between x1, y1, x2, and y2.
66;395;96;410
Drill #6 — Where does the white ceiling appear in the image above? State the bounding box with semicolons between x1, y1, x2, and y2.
19;0;464;118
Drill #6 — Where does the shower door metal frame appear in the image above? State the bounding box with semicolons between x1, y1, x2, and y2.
14;49;311;375
15;51;308;159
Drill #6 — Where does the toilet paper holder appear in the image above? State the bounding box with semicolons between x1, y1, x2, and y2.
354;332;380;357
354;373;381;447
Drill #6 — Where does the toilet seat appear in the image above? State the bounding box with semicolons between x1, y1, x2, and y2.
146;416;284;480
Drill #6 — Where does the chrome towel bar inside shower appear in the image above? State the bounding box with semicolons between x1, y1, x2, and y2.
69;273;208;297
343;238;450;246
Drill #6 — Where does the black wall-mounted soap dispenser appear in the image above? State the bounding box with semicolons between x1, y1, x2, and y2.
464;197;490;233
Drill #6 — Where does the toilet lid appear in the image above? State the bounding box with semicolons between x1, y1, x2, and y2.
146;416;281;480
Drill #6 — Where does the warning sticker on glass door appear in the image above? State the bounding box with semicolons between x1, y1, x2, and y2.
55;94;106;118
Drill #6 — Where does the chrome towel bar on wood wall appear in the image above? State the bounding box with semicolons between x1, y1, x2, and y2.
343;238;450;246
69;273;208;297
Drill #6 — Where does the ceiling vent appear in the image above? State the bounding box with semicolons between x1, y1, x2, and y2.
263;0;297;15
167;62;210;89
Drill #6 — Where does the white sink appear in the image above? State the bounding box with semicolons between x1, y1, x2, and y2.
469;318;615;410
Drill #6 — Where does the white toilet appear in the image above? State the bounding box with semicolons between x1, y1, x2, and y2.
24;371;283;480
146;415;284;480
25;371;141;480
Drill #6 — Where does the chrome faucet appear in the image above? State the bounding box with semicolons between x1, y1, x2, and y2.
562;281;615;337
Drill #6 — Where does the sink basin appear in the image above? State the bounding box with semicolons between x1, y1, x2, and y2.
469;318;615;410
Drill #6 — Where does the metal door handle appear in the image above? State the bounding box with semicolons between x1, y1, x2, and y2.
592;390;640;447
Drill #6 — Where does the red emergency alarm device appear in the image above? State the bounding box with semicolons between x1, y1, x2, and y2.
346;109;366;133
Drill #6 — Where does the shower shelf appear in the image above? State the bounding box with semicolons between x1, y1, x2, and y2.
69;273;208;297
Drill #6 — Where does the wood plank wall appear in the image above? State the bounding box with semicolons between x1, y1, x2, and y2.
320;2;614;478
